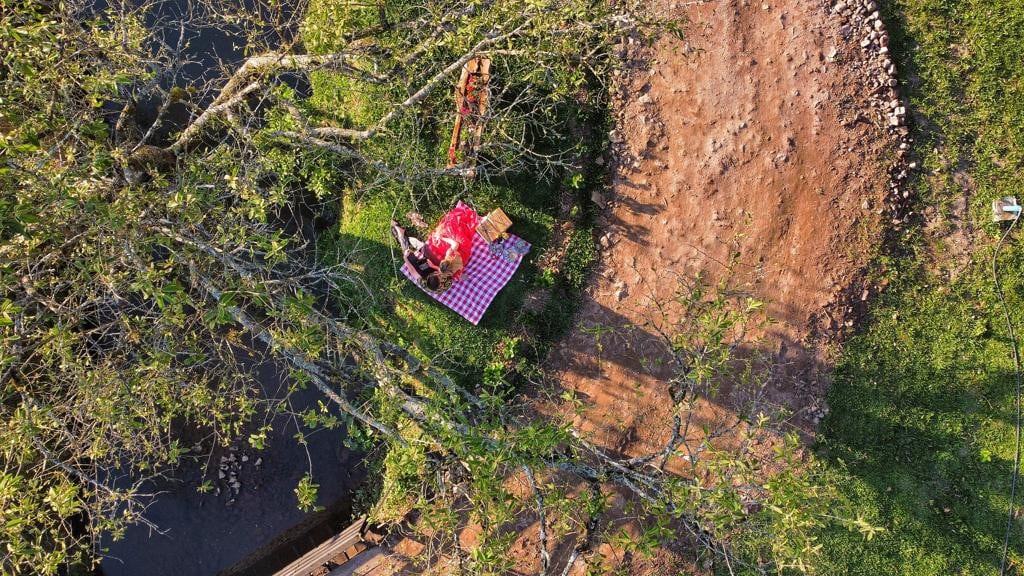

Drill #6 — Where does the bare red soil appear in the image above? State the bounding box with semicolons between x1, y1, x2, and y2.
527;2;893;572
547;0;890;465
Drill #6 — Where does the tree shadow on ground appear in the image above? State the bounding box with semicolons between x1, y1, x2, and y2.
816;357;1023;573
547;268;1024;573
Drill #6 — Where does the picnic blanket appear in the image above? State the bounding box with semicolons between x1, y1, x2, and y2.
402;207;530;325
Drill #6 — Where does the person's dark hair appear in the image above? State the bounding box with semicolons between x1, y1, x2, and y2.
425;274;441;291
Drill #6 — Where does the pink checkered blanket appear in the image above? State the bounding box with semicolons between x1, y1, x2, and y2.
402;227;530;326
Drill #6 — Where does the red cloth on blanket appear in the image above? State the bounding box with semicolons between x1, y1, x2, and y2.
426;202;479;280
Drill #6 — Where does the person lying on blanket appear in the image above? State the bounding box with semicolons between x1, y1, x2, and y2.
391;204;480;290
428;202;479;280
391;220;443;291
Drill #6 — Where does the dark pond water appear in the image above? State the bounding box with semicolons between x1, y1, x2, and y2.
97;0;307;144
101;360;366;576
94;1;365;574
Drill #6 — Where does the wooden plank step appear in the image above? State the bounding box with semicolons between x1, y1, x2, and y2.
272;517;367;576
326;547;386;576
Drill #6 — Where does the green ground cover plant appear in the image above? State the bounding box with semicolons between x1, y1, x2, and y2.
816;1;1024;573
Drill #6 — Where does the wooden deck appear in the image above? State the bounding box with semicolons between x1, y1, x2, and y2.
326;547;388;576
272;517;372;576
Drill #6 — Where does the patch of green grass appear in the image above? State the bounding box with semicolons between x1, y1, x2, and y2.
816;0;1024;573
301;0;608;387
323;178;560;371
817;264;1024;574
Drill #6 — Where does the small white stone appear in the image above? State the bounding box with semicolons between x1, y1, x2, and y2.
614;283;628;301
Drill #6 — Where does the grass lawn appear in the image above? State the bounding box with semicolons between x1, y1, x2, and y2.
300;0;602;385
321;174;584;375
816;0;1024;573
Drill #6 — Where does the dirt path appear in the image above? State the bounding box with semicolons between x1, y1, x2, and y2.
548;0;890;458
